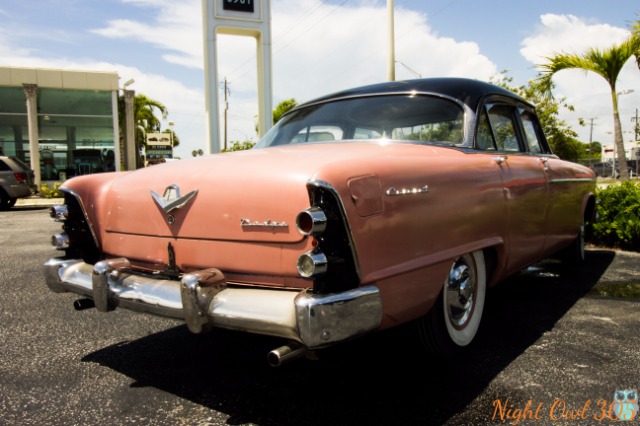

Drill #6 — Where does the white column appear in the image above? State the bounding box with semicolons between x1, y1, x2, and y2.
23;84;41;187
124;89;136;170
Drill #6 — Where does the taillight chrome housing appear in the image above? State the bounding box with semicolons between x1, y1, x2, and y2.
295;206;327;236
51;233;69;250
297;250;328;278
50;205;68;222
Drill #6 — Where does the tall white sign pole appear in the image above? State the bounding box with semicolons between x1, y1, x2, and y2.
202;0;273;153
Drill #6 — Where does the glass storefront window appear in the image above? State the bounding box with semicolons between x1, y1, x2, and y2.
0;87;29;157
0;85;116;179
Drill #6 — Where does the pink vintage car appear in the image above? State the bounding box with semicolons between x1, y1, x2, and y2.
44;78;596;366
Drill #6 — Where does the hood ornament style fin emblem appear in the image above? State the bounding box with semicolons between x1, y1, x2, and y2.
151;184;198;213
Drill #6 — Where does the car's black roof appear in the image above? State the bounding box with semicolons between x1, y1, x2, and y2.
297;77;531;111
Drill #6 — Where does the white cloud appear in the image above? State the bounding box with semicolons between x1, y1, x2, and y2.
521;14;630;63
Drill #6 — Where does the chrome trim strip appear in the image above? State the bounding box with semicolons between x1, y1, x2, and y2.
306;179;361;279
43;258;382;349
549;178;597;184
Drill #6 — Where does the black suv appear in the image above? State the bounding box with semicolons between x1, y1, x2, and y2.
0;156;36;209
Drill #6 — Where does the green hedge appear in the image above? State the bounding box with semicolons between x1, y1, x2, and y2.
588;181;640;251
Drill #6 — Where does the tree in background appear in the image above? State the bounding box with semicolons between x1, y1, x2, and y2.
273;98;297;124
255;98;299;135
118;93;177;167
536;32;640;180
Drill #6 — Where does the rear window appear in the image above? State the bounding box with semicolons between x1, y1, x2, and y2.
255;94;466;148
9;157;30;170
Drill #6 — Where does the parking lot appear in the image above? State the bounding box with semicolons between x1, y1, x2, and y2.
1;206;639;426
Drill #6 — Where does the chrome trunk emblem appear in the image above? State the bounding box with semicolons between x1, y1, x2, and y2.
240;218;288;228
151;184;198;213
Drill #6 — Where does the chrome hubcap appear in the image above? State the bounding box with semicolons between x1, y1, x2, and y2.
445;256;476;329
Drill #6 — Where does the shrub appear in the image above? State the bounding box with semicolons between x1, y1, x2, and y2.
588;181;640;251
40;182;64;198
221;140;256;152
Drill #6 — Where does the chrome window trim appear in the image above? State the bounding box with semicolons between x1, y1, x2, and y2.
266;91;474;148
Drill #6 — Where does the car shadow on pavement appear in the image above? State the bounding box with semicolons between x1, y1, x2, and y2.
82;249;615;426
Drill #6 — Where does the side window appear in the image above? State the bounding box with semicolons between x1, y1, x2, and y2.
519;108;543;154
486;104;520;152
476;110;496;150
0;160;11;171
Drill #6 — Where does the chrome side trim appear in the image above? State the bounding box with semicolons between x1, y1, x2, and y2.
549;178;597;184
44;258;382;349
306;179;361;279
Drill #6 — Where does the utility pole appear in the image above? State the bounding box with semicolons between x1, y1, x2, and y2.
387;0;395;81
222;78;230;151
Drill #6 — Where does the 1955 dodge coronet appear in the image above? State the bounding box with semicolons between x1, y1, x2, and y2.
44;78;596;366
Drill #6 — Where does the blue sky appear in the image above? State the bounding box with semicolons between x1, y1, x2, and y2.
1;0;639;158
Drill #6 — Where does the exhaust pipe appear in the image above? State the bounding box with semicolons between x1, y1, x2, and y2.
73;298;95;311
267;342;308;367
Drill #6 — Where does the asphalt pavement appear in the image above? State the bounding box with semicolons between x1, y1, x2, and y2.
1;204;639;426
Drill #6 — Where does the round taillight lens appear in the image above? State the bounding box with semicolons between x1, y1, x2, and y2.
296;207;327;236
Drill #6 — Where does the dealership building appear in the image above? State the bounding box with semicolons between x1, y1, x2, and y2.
0;66;123;185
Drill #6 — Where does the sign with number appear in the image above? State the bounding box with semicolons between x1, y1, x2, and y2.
223;0;253;13
214;0;262;22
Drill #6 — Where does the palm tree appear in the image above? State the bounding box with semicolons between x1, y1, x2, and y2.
537;33;640;180
118;94;169;168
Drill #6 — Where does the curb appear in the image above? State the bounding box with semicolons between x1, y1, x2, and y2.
15;197;64;207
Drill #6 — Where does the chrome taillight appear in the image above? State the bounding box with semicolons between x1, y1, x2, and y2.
51;232;69;250
296;206;327;236
50;205;68;222
297;250;328;278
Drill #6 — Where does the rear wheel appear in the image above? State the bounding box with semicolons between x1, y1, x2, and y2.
559;217;585;265
417;250;486;356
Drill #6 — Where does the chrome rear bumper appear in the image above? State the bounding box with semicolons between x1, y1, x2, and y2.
43;257;382;349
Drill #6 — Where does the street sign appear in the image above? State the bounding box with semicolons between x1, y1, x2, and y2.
223;0;254;13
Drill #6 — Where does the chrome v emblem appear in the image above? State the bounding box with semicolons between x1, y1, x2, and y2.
150;184;198;213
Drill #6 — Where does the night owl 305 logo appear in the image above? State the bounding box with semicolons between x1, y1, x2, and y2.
613;389;638;422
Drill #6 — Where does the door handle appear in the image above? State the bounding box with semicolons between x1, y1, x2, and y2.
539;157;549;170
493;155;508;165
